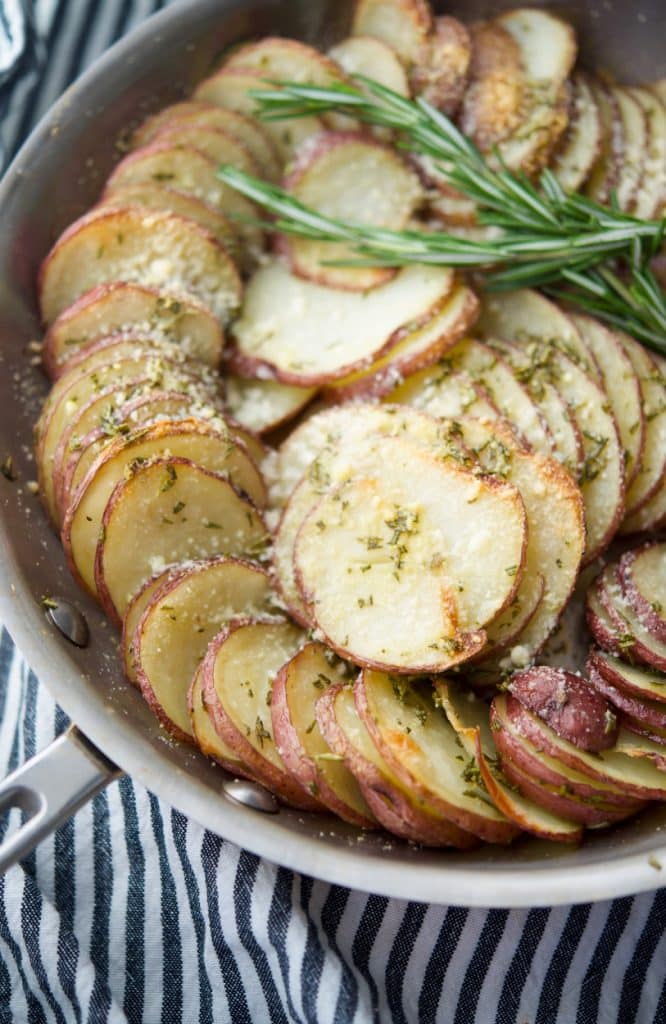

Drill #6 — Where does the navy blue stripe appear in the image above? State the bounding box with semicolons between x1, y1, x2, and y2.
418;906;469;1024
119;777;145;1022
617;891;666;1024
299;877;326;1024
200;831;250;1022
385;902;427;1024
496;908;550;1024
148;792;183;1024
321;884;358;1024
0;628;15;724
454;910;509;1024
87;790;114;1021
54;814;81;1024
0;876;47;1024
234;850;289;1024
576;897;633;1024
536;905;591;1024
351;895;389;1024
0;946;11;1017
267;866;305;1024
57;0;103;103
170;810;213;1024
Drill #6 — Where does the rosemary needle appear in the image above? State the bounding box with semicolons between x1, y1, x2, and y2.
216;77;666;354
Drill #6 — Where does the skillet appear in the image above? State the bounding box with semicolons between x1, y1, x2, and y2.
0;0;664;907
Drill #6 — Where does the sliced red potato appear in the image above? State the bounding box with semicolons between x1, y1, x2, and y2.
294;436;527;672
614;728;666;769
42;283;224;378
103;144;263;254
225;375;316;435
587;649;666;705
587;656;666;733
509;665;617;751
409;16;471;114
454;416;584;665
316;683;478;847
122;565;185;685
434;680;583;842
38;208;242;326
200;617;320;810
596;564;666;673
496;8;576;87
96;183;241;263
355;670;518;842
570;315;645;488
350;0;433;65
281;132;422;291
586;577;629;654
323;284;478;400
628;86;666;219
132;102;282;182
611;86;648;212
134;558;273;741
193;68;324;161
94;457;267;623
585;80;624;205
551;73;602;193
328;36;409;102
496;693;666;800
62;418;266;596
621;478;666;535
459;20;524;152
231;260;456;385
388;364;501;421
619;544;666;643
615;332;666;524
189;664;257;779
270;642;376;825
149;124;261;178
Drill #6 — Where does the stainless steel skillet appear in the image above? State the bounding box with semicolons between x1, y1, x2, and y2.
0;0;664;908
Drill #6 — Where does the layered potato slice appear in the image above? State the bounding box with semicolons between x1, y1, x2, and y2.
225;376;316;435
62;418;266;596
316;683;477;847
270;642;377;825
459;20;524;153
329;35;410;100
629;86;666;219
551;73;602;193
389;364;500;421
122;565;186;685
200;617;321;809
39;208;242;325
42;283;224;378
231;260;456;385
294;435;527;672
409;16;471;115
585;81;624;205
132;557;273;740
619;543;666;643
610;86;648;213
351;0;433;65
94;457;267;622
189;664;258;780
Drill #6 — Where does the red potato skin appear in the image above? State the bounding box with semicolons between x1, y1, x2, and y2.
619;544;666;644
199;618;324;812
509;665;618;751
315;684;478;848
597;566;666;673
500;694;666;801
489;703;641;807
121;565;188;686
586;656;666;731
587;648;666;705
620;714;666;752
275;233;395;294
270;649;377;827
353;674;518;843
187;666;260;783
585;582;624;654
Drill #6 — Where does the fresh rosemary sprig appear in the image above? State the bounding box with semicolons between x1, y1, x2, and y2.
216;77;666;353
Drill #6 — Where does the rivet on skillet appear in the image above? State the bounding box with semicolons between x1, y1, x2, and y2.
44;599;90;648
223;778;279;814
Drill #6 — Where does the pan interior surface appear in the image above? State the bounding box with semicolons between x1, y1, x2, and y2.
0;0;664;907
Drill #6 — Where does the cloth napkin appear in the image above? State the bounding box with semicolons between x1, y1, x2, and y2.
1;2;665;1021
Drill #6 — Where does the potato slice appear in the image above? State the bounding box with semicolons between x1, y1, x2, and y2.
570;315;645;488
95;457;267;622
585;80;624;205
39;208;242;325
63;418;266;596
295;436;527;671
629;86;666;219
596;565;666;673
42;283;224;378
189;664;257;779
200;618;320;809
122;566;185;685
132;102;281;182
281;133;421;291
615;333;666;524
355;671;518;842
271;642;376;825
551;73;602;193
409;16;470;114
329;36;409;100
610;87;649;212
316;683;477;847
134;558;273;740
150;124;261;178
231;260;456;385
225;375;316;435
323;284;477;400
454;416;584;665
587;658;666;734
459;20;523;152
509;666;617;751
351;0;433;65
193;69;324;161
619;543;666;643
496;8;576;86
621;478;666;535
588;649;666;705
389;364;500;421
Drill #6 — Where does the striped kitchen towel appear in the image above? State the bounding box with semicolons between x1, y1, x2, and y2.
1;2;666;1021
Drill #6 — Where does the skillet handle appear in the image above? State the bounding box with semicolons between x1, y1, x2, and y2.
0;726;120;874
